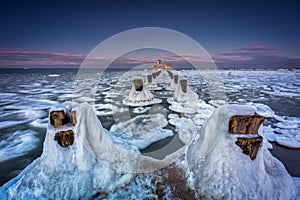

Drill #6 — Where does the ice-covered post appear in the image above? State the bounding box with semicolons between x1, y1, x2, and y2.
228;114;265;160
180;79;187;93
134;79;143;92
147;74;152;84
167;70;173;79
174;75;179;84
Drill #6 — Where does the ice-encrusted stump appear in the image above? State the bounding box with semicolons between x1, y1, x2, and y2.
167;78;199;114
187;105;297;199
0;102;187;199
134;79;143;91
122;79;162;107
167;70;173;79
166;74;179;91
147;74;152;84
0;102;139;199
173;79;198;103
228;114;265;160
145;74;162;91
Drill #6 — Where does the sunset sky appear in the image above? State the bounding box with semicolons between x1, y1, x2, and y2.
0;0;299;68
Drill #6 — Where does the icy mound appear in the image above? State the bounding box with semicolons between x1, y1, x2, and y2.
145;74;162;91
187;105;297;199
166;73;179;91
0;102;139;199
122;79;162;107
173;79;198;104
0;102;187;199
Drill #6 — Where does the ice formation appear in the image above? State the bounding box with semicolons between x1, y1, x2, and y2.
145;74;162;91
166;74;179;91
187;105;297;199
0;102;185;199
122;79;162;107
110;114;173;149
173;79;198;104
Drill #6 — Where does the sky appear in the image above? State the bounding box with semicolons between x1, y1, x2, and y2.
0;0;299;68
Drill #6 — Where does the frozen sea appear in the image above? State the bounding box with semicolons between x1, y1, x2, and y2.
0;68;299;186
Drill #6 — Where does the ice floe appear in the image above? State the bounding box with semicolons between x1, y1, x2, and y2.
0;130;40;162
110;114;173;149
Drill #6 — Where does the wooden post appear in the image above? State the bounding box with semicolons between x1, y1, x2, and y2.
50;111;68;126
180;79;187;93
228;115;265;134
174;75;179;84
147;74;152;84
134;79;143;91
71;111;77;126
54;130;74;148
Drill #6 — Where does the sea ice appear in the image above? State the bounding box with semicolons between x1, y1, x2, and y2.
248;102;275;118
275;136;300;149
187;105;297;199
0;130;40;162
110;114;173;149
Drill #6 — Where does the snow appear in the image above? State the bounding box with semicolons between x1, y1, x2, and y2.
293;177;300;200
186;105;297;199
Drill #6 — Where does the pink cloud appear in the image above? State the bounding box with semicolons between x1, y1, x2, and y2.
213;44;300;68
233;45;278;51
0;49;87;67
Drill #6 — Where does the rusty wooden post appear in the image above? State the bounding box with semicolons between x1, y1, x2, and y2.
54;130;74;148
235;136;263;160
50;111;67;126
228;115;265;134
